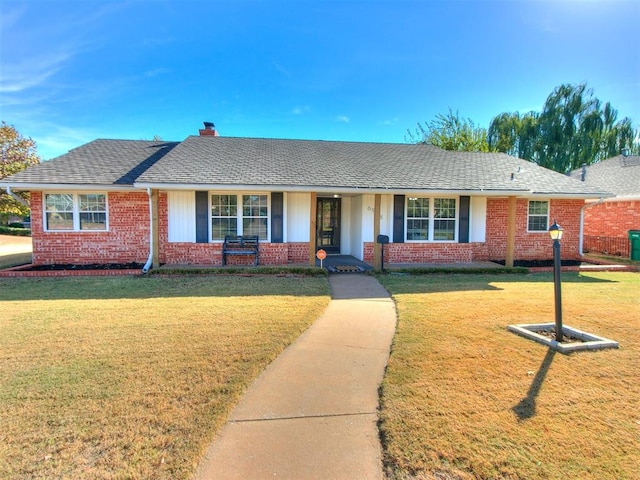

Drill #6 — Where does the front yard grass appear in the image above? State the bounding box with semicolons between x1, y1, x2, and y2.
377;271;639;480
0;276;330;479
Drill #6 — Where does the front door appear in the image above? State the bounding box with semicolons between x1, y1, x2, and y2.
317;198;341;254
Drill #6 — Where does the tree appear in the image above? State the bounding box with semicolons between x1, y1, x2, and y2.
406;109;491;152
488;83;639;173
0;122;40;220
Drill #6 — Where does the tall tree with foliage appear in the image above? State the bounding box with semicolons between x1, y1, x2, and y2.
488;83;638;173
0;122;40;220
406;109;491;152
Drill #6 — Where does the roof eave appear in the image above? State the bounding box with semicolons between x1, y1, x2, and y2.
134;182;535;196
0;182;138;192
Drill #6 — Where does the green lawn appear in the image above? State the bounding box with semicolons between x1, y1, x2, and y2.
377;271;639;480
0;276;330;479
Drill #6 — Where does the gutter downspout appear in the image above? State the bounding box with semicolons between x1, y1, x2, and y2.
579;197;606;256
5;186;30;208
142;188;154;273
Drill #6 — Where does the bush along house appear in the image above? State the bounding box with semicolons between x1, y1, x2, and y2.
0;123;611;272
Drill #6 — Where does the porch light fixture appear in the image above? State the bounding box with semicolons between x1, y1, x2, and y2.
549;220;564;342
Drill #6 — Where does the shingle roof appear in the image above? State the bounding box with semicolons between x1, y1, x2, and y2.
136;136;608;196
1;139;178;186
2;135;609;198
569;155;640;197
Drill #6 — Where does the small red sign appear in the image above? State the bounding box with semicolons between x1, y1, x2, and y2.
316;249;327;260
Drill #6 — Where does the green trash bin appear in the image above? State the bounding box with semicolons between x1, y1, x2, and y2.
629;230;640;261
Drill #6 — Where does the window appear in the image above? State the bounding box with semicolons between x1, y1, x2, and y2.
528;200;549;232
242;194;268;239
210;193;269;240
44;193;107;231
406;197;457;241
433;198;456;240
407;197;429;240
211;194;238;240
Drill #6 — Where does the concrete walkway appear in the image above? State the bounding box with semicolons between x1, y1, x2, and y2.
193;274;397;480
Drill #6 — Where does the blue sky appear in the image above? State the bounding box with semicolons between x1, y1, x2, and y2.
1;0;639;161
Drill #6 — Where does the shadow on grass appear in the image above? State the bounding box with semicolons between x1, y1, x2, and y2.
0;252;32;270
376;272;618;295
512;349;557;421
0;275;331;301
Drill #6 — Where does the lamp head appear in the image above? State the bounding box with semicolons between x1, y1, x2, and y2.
549;220;563;241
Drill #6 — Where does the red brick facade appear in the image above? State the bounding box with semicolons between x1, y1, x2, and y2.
28;193;585;266
485;198;582;261
581;200;640;257
583;200;640;237
30;191;150;265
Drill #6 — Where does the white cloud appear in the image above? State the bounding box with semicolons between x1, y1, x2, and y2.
336;115;350;123
0;51;73;93
292;105;311;115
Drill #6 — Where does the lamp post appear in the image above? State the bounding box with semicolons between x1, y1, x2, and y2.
549;221;564;342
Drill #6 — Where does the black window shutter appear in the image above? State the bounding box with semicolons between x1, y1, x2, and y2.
393;195;405;243
271;192;284;243
458;196;470;243
195;191;209;243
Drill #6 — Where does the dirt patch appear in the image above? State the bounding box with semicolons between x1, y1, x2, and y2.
491;259;582;268
19;263;144;271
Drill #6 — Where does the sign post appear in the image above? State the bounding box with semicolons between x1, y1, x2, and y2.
316;249;327;269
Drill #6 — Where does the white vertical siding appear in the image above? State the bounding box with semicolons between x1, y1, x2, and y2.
350;196;363;259
470;196;487;242
340;197;352;255
380;194;393;238
287;192;310;242
361;194;375;242
168;191;196;242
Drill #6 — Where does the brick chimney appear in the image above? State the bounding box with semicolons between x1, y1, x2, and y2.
199;121;219;136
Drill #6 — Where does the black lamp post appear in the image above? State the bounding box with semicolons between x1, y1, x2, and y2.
549;220;564;342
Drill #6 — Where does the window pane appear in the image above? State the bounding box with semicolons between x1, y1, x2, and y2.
528;216;548;231
80;212;107;230
212;218;237;240
407;219;429;240
79;194;106;212
243;218;267;239
243;195;268;217
45;193;73;212
434;219;456;240
46;212;73;230
407;197;429;218
434;198;456;218
529;201;548;215
211;195;237;216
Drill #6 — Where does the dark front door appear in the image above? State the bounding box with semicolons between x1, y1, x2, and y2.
317;198;341;253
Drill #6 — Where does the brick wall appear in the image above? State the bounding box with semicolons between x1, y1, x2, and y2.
485;198;583;261
30;191;150;265
363;242;485;264
583;200;640;238
29;192;587;266
362;198;584;264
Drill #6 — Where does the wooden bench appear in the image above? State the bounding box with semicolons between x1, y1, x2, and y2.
222;235;259;266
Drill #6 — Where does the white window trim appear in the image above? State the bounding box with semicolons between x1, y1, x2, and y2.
209;192;271;242
527;199;550;233
405;195;459;243
43;192;109;232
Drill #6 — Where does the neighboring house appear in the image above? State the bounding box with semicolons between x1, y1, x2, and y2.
1;123;609;270
569;153;640;258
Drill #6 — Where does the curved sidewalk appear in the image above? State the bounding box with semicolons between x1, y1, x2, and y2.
193;274;397;480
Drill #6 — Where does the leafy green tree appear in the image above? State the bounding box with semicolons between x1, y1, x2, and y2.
406;109;491;152
0;122;40;220
488;84;638;173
